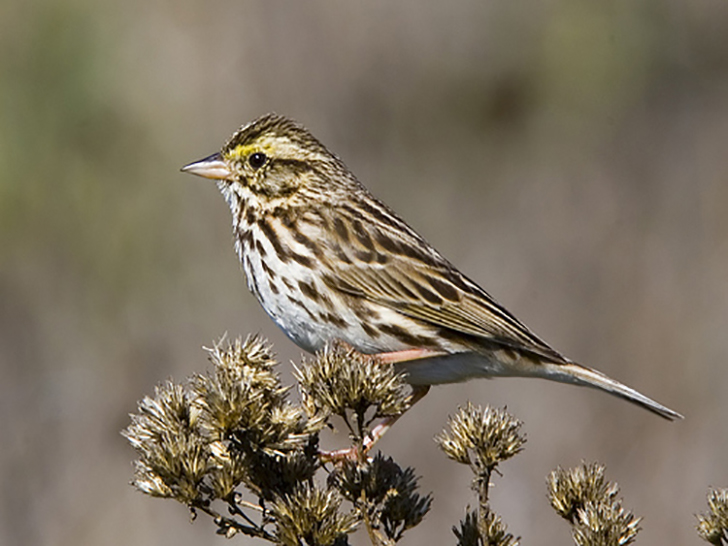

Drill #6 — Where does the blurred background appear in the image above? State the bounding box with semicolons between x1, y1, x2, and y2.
2;0;727;544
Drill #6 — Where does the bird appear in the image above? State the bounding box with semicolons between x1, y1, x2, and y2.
181;113;682;445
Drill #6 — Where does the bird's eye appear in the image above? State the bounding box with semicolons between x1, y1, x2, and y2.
248;152;267;170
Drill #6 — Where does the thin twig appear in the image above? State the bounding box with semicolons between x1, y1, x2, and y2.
192;501;275;542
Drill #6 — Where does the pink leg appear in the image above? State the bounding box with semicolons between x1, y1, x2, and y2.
320;345;441;462
320;385;430;462
362;384;430;449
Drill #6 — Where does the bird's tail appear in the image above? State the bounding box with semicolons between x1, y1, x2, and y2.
542;361;683;421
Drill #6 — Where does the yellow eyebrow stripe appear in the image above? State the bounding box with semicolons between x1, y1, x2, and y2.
227;144;258;161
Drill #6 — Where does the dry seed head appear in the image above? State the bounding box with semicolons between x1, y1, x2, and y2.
271;484;359;546
571;502;641;546
331;453;432;541
123;381;209;503
697;488;728;544
547;463;618;523
124;336;324;508
193;336;322;451
548;463;641;546
294;340;410;421
436;403;525;470
453;508;519;546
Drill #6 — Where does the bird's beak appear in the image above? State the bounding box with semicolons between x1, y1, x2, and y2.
180;152;232;180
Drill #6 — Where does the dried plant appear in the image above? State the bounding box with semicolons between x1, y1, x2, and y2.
697;488;728;545
124;336;428;545
271;485;359;546
452;508;519;546
125;335;704;545
294;340;411;446
437;404;524;545
548;463;641;546
330;453;432;544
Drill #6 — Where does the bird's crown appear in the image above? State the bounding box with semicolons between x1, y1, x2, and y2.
223;113;333;167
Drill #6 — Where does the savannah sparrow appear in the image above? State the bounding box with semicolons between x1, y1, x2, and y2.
182;113;682;428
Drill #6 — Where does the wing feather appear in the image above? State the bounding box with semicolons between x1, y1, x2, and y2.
320;204;566;362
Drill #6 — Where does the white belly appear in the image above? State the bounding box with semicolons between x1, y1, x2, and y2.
241;224;417;355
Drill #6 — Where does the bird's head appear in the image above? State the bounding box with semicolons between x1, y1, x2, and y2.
182;114;352;208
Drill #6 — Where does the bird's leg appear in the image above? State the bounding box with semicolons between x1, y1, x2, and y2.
320;385;430;462
320;347;443;463
362;384;430;449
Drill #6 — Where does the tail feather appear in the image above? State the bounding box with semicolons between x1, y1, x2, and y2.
544;361;683;421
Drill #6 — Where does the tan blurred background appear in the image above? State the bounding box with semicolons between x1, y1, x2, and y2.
2;0;727;544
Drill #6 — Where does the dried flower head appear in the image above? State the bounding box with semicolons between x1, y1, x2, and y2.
697;488;728;545
193;336;322;446
123;381;209;503
548;463;618;523
294;341;410;425
331;453;432;542
271;484;359;546
571;502;641;546
453;508;519;546
124;335;328;538
548;463;641;546
436;404;525;471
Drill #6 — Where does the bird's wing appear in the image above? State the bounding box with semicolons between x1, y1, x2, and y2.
319;210;565;362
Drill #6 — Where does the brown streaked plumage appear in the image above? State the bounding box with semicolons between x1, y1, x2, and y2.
182;113;682;423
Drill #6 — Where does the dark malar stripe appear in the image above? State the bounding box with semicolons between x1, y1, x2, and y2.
272;206;295;227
